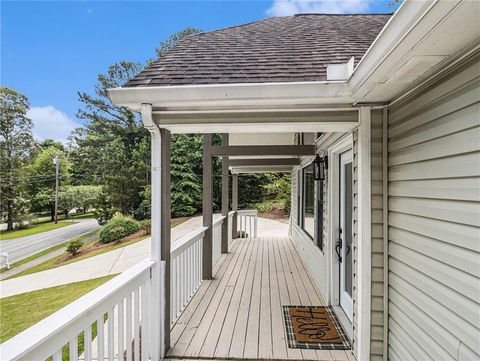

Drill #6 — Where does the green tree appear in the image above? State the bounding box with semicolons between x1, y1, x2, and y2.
71;29;203;220
0;87;34;230
155;28;202;58
26;146;71;219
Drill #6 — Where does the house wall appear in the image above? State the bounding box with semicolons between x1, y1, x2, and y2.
386;56;480;361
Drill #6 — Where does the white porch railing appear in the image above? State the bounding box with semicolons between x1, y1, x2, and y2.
0;259;160;361
212;216;225;265
170;227;205;323
237;209;258;238
228;211;235;245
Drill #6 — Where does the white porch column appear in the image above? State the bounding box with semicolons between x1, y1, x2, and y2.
221;133;229;253
142;104;170;360
357;106;372;361
203;134;213;280
232;174;238;239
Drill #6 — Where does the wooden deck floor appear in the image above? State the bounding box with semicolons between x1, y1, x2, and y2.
168;237;355;361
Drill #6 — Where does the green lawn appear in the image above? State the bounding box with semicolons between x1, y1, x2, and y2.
0;275;115;343
0;219;77;240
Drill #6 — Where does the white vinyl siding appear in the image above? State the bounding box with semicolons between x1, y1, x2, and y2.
387;57;480;361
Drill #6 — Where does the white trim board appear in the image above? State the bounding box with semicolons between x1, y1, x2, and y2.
356;107;372;361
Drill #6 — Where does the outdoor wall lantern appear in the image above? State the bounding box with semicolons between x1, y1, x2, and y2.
313;153;328;181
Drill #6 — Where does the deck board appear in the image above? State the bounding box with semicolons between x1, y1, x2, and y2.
168;237;354;361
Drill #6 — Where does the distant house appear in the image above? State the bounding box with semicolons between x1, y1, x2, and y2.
2;1;479;361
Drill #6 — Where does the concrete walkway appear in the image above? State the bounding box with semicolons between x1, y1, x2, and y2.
0;215;289;298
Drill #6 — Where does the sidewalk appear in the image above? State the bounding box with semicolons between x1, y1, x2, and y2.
0;215;289;298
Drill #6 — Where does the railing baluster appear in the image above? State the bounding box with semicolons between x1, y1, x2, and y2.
141;284;149;361
118;300;125;361
134;289;140;361
97;315;104;361
108;309;114;361
70;336;79;361
53;349;62;361
84;325;92;361
126;293;132;361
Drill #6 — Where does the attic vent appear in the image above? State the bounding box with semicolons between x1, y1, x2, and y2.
326;57;354;81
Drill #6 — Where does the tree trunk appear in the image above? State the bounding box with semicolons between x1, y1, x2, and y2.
6;198;14;231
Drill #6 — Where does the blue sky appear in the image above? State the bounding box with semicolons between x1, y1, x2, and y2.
1;1;399;142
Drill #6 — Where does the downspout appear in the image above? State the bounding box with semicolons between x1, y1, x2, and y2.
141;104;166;359
382;107;389;360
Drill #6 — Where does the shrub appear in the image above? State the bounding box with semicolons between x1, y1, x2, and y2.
237;230;249;238
140;219;151;235
66;240;83;256
99;212;140;244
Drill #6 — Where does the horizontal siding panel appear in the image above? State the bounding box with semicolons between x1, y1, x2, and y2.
389;242;479;302
390;227;480;277
389;178;480;201
388;126;480;166
389;102;480;151
389;318;435;361
389;273;480;355
389;151;480;181
389;287;461;358
389;80;480;135
389;305;454;361
389;212;480;252
390;258;480;325
389;197;480;227
389;60;480;122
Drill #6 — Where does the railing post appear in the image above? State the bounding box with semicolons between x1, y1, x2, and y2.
232;174;238;239
203;134;213;280
142;104;167;360
221;133;229;253
160;128;171;352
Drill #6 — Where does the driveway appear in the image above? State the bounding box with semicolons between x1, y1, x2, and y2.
0;218;100;264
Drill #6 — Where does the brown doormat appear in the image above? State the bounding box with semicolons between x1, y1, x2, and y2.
283;306;351;350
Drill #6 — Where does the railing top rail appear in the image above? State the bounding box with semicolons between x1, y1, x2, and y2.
228;210;236;217
237;209;258;216
0;259;155;361
213;215;226;227
171;226;207;255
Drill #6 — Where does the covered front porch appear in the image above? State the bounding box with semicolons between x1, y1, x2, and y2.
169;236;355;361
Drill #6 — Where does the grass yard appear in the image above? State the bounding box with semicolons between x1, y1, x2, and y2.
0;275;115;343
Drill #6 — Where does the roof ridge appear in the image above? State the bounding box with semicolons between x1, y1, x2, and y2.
185;13;393;38
294;13;394;16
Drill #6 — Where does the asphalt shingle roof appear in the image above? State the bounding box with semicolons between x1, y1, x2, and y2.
125;14;392;87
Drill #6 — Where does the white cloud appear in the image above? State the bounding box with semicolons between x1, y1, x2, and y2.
27;106;79;144
266;0;374;16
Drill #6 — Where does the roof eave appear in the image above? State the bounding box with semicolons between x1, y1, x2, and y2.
108;80;353;112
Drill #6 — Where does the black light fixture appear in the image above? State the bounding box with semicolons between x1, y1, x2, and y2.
313;154;328;181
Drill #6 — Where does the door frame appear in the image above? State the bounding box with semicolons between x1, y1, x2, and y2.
339;148;353;321
327;135;353;311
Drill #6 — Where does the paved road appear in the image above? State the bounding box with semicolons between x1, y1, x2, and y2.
0;218;100;264
0;216;290;298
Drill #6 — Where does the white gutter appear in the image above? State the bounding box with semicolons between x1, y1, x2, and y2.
108;80;352;111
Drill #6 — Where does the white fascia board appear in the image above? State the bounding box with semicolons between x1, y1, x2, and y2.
349;0;437;93
108;81;352;111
